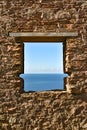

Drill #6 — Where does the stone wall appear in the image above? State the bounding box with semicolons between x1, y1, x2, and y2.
0;0;87;129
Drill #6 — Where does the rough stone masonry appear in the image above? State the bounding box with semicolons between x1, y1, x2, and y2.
0;0;87;130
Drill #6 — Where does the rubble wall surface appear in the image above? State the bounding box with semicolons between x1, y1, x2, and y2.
0;0;87;129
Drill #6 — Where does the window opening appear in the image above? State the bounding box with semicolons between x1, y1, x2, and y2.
20;42;68;92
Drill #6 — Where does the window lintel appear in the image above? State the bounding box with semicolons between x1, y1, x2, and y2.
9;32;78;42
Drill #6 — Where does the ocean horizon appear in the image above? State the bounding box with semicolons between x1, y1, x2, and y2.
20;73;68;92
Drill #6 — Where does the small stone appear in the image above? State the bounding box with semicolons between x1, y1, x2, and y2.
55;10;71;20
9;117;16;125
67;85;82;94
0;115;5;121
8;107;16;113
2;123;8;129
82;123;87;128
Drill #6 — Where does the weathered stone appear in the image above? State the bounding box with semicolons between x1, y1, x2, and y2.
82;123;87;129
0;108;3;114
9;117;16;126
2;123;8;130
7;107;16;113
55;10;71;20
0;115;5;121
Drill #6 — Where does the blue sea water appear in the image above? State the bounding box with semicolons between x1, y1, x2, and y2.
20;74;68;92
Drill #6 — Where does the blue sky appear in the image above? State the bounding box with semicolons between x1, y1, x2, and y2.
24;42;63;74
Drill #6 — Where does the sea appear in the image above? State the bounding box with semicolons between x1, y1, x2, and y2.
20;74;68;92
